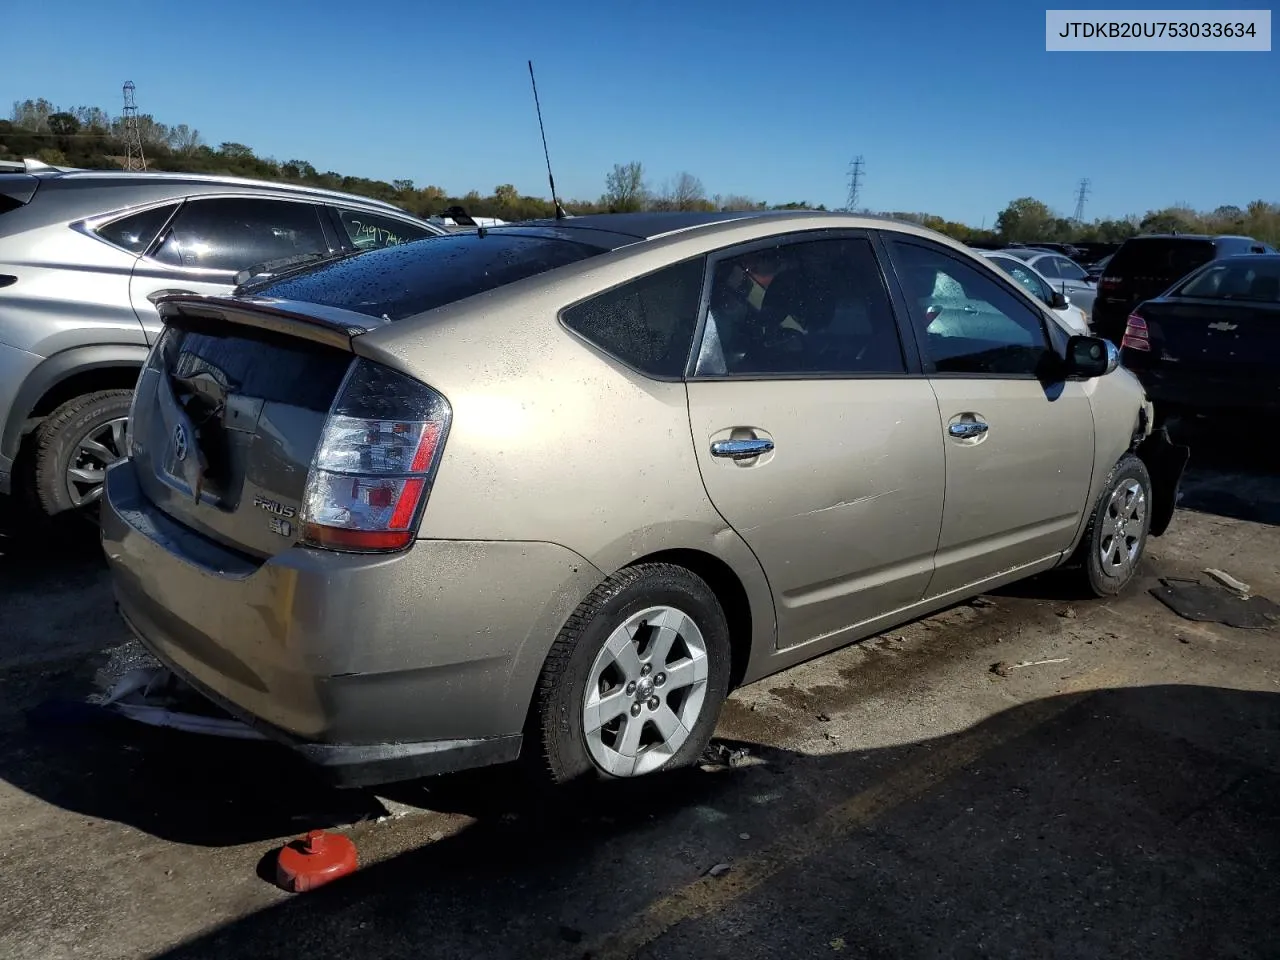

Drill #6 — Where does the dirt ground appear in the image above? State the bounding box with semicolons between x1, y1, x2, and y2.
1;416;1277;960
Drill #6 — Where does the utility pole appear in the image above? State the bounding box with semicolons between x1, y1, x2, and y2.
844;156;864;213
1072;177;1091;223
121;81;147;172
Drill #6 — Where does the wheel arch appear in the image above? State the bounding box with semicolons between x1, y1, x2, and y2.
623;547;757;691
3;345;146;465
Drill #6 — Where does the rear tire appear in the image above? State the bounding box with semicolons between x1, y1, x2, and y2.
532;563;732;786
31;390;133;518
1073;454;1152;597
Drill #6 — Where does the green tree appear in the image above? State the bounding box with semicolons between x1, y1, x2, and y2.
47;112;80;137
995;197;1056;242
603;161;647;212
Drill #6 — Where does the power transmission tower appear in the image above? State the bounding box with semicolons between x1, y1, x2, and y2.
1072;177;1091;222
121;81;147;172
844;156;864;213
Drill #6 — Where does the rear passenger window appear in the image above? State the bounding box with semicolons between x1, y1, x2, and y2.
561;258;706;378
95;203;178;254
694;237;904;377
152;197;329;272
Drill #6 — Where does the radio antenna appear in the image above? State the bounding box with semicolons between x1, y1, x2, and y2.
528;60;567;220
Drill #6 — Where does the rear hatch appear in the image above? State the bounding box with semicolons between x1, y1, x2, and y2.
129;300;370;558
1098;237;1217;315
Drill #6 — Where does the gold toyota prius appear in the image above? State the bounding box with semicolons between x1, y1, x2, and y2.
101;211;1188;787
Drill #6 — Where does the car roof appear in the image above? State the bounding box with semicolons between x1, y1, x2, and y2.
487;209;933;252
28;167;410;213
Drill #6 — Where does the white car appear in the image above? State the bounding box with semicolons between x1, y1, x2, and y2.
982;251;1090;334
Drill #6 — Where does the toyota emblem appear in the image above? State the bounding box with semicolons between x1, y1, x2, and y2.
172;423;189;462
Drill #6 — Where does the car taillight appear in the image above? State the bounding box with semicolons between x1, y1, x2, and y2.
1121;313;1149;352
301;358;451;553
1099;275;1121;291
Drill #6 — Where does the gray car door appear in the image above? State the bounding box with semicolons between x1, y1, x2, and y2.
128;195;334;341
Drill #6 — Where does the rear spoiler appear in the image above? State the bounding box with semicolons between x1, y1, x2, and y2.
155;295;391;352
0;173;41;206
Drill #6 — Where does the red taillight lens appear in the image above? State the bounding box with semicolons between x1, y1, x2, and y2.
1121;313;1149;352
1099;275;1121;291
300;359;451;553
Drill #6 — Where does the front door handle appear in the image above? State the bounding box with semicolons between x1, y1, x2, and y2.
711;438;774;460
948;421;989;440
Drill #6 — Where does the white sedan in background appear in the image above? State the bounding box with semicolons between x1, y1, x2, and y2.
981;251;1091;334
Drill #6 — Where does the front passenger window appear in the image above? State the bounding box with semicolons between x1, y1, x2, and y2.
335;208;433;250
891;240;1050;376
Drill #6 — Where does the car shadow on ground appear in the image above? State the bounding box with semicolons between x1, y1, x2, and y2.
130;683;1276;960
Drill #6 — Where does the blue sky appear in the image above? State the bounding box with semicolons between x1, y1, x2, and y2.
3;0;1275;224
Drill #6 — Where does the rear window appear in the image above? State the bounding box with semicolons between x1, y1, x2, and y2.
1108;238;1216;281
561;258;706;378
1176;259;1280;303
255;232;607;322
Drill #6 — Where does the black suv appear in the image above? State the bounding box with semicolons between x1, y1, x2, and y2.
1092;234;1277;344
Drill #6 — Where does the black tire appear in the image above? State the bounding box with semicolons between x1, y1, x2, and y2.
1073;453;1153;597
531;563;732;785
31;390;133;517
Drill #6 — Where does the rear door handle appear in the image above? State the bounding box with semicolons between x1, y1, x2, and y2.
711;438;774;460
948;421;988;440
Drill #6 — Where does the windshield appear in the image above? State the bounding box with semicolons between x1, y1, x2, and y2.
1176;259;1280;302
249;232;609;322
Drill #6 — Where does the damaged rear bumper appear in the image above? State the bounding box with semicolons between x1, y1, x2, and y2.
100;460;601;787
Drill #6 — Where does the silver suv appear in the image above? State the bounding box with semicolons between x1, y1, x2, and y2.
0;160;445;516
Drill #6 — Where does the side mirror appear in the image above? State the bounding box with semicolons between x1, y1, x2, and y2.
1050;290;1070;309
1065;335;1118;378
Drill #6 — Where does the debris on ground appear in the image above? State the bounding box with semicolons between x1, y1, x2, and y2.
700;742;753;769
1058;606;1079;619
705;863;732;878
1151;578;1280;630
816;712;832;722
971;597;996;608
1204;568;1251;596
990;657;1070;678
739;833;751;840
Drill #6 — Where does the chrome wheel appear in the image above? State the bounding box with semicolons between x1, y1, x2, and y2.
1098;479;1146;579
66;416;129;507
582;605;710;778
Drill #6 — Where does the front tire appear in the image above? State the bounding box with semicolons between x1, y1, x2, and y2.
532;563;732;785
31;390;133;517
1076;453;1152;597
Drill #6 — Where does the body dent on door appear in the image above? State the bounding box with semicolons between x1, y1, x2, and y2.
686;378;945;652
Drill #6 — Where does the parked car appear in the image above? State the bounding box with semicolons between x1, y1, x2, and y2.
101;211;1186;787
1119;253;1280;418
1071;242;1121;267
1000;248;1098;317
1093;234;1277;344
0;161;446;517
1086;254;1112;281
1024;242;1084;261
981;251;1090;334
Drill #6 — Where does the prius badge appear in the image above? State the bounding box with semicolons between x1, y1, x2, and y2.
254;495;298;538
172;423;188;462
